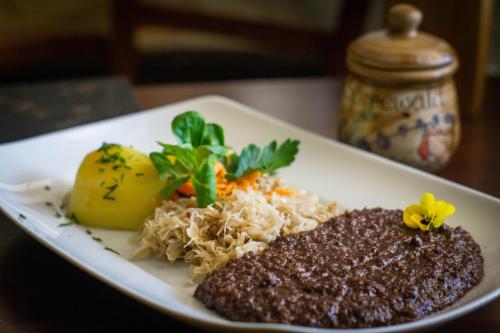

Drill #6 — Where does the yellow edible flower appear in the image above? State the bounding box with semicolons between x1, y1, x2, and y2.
403;193;455;231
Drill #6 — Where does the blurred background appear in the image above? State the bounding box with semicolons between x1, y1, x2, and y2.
0;0;497;115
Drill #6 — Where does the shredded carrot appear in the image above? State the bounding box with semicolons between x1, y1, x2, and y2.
264;188;296;196
216;170;262;198
177;181;195;196
177;161;225;197
170;162;266;200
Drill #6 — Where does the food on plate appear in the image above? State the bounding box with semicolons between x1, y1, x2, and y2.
133;111;337;280
68;111;484;328
134;176;337;281
148;111;301;208
67;111;338;279
67;144;164;230
67;110;484;329
195;207;484;328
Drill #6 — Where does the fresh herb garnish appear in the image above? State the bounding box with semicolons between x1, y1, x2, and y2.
149;111;300;208
96;154;121;164
149;112;227;207
85;228;103;242
103;183;118;200
97;142;120;154
225;139;300;180
44;185;51;191
55;212;62;218
58;221;75;227
18;214;26;220
135;172;144;177
45;202;53;207
59;213;78;227
95;142;132;173
104;247;120;255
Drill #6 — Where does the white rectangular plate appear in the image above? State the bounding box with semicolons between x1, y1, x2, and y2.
0;96;498;333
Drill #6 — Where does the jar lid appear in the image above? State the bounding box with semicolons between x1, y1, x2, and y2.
347;4;458;82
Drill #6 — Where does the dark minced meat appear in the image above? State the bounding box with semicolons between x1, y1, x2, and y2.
194;208;484;328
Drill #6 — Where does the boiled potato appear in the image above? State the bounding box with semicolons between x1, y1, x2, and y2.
67;144;165;230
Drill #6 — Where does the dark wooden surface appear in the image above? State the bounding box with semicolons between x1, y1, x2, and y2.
0;78;499;332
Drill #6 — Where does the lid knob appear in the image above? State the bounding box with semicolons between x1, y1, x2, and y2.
388;3;422;37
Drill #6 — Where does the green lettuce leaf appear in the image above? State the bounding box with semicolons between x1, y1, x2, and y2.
191;161;216;208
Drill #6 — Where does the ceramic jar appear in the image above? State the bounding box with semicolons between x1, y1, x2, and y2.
339;4;460;172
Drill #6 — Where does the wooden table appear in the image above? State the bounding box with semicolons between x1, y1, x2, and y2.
0;78;498;332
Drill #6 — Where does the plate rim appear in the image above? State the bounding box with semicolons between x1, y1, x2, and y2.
0;95;499;333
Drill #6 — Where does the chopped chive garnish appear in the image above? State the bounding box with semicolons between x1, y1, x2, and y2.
97;142;120;154
86;229;92;235
66;213;79;223
104;247;120;255
45;202;53;207
103;183;118;200
55;212;62;218
120;174;124;183
92;237;103;242
135;172;144;177
19;214;26;219
58;221;75;227
44;185;51;191
59;213;78;227
124;165;132;170
95;142;130;172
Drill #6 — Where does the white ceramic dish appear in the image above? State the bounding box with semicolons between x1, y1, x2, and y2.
0;96;498;333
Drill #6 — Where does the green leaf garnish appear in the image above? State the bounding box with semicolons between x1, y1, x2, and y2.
231;144;260;178
160;175;190;197
172;111;206;146
149;152;185;179
149;111;300;208
226;139;300;178
201;123;225;146
191;161;216;208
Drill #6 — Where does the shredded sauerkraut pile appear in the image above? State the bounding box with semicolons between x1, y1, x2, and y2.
134;176;337;282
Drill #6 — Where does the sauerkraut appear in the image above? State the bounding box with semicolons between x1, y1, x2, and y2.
134;177;337;282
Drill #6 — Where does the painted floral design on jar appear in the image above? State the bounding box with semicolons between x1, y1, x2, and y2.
340;77;460;171
339;4;460;172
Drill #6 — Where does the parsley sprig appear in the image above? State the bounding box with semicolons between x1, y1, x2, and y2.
224;139;300;180
149;111;300;208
